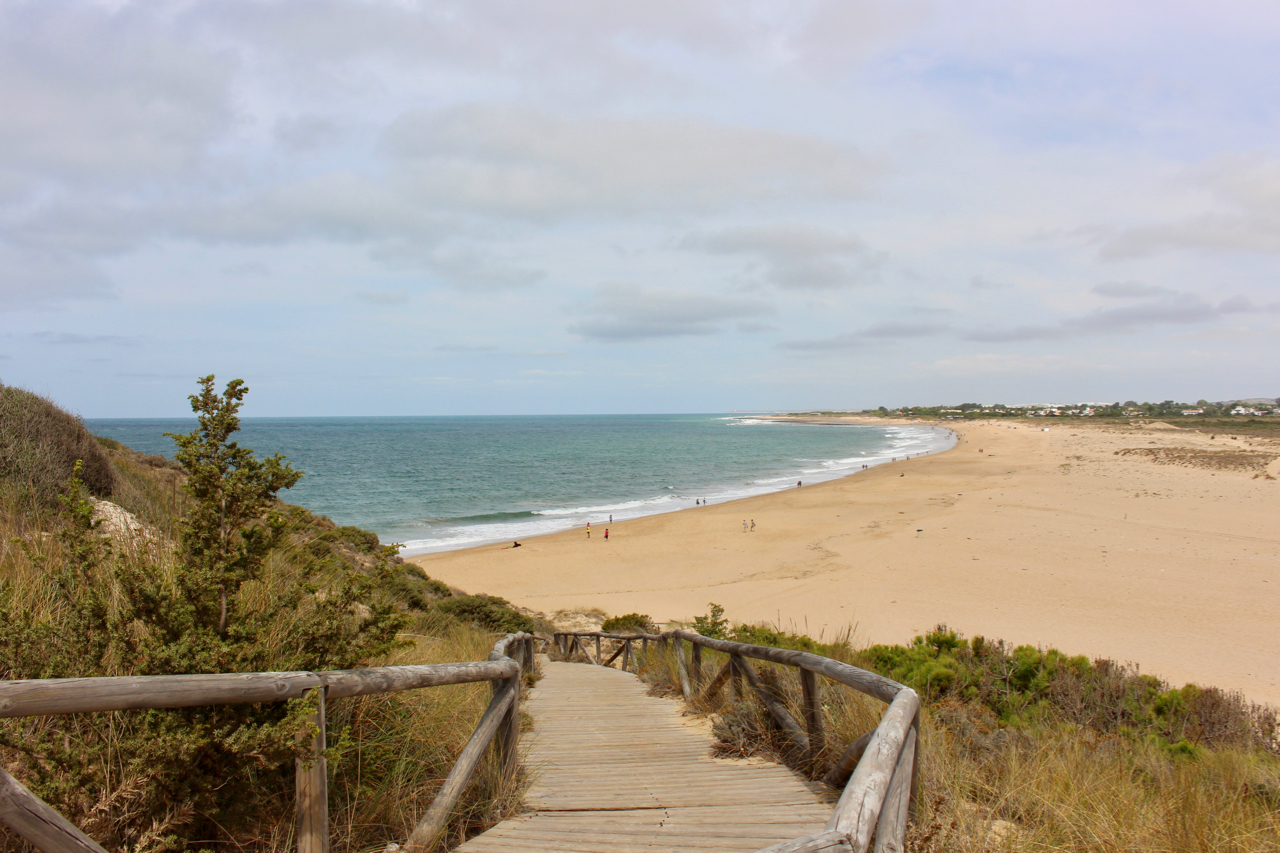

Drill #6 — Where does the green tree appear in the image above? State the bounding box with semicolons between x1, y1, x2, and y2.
167;376;302;635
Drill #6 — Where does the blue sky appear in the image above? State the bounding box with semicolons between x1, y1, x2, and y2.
3;0;1278;417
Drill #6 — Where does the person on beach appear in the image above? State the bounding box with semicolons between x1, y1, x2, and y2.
586;522;591;538
511;541;521;548
742;519;748;533
609;514;613;523
797;480;802;487
604;528;609;541
750;519;756;532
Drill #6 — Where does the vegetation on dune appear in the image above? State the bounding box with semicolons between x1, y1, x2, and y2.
600;612;657;634
632;605;1280;852
0;377;535;853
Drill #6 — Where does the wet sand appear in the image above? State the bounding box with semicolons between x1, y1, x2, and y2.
412;418;1280;706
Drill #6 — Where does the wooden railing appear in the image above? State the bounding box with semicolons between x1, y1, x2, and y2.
0;633;537;853
554;629;920;853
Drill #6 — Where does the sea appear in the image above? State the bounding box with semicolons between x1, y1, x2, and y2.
85;415;954;556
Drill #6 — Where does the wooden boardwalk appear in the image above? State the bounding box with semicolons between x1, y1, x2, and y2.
457;659;832;853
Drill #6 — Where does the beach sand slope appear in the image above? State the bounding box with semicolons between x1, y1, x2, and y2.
413;419;1280;706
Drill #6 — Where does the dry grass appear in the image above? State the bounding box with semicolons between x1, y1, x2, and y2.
633;637;1280;852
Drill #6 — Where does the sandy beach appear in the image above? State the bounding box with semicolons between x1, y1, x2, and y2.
413;418;1280;707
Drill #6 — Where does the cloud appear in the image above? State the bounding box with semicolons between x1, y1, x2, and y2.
570;283;772;341
965;293;1218;342
0;244;115;307
1101;153;1280;258
31;332;137;346
1091;281;1175;298
1218;295;1280;313
969;276;1011;290
371;244;545;290
779;321;948;351
355;289;410;305
384;106;878;219
685;225;882;290
435;344;499;353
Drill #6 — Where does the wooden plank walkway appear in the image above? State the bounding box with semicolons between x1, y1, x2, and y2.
456;658;833;853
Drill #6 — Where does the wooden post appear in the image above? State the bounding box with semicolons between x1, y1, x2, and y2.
0;767;109;853
296;687;328;853
801;668;825;762
621;640;632;672
404;682;516;853
730;655;744;701
495;670;520;781
699;660;734;703
691;642;703;681
674;638;692;702
595;635;602;665
735;658;808;754
642;636;649;655
872;725;916;853
821;730;875;789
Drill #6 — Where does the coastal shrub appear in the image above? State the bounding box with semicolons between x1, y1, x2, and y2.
0;383;116;506
436;594;535;633
319;524;382;553
0;377;407;851
390;565;455;609
601;612;656;634
692;602;729;639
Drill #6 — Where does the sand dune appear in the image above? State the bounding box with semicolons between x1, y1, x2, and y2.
413;418;1280;706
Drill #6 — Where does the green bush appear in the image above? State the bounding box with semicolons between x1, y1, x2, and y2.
0;383;116;506
692;602;729;639
436;594;535;633
0;377;406;851
601;613;655;634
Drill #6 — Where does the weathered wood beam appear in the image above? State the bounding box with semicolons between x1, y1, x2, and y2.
0;768;108;853
691;642;703;681
0;672;321;718
668;630;904;705
801;668;825;763
673;638;692;702
734;657;809;755
594;635;602;665
825;688;920;852
403;681;517;853
821;730;875;789
872;725;916;853
699;659;734;703
321;661;517;699
752;830;855;852
602;643;626;668
295;688;328;853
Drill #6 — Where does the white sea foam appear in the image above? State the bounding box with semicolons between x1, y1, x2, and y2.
397;423;956;556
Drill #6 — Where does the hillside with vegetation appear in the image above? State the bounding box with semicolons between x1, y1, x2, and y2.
631;608;1280;852
0;379;543;853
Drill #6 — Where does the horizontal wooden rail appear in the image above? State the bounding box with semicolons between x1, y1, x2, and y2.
0;632;537;853
554;629;921;853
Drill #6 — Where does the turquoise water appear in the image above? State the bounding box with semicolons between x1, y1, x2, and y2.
86;415;953;554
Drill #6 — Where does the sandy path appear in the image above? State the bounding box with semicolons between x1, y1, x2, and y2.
413;419;1280;706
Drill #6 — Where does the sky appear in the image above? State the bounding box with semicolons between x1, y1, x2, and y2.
3;0;1279;417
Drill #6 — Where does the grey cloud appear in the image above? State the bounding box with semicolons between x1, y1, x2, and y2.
1101;154;1280;258
435;344;500;353
570;283;772;341
1219;295;1280;313
0;245;114;307
355;289;411;305
1091;281;1175;298
0;3;235;184
965;293;1219;342
779;321;947;351
778;333;866;351
32;332;137;346
685;225;882;290
372;245;545;291
969;276;1010;290
384;106;878;219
